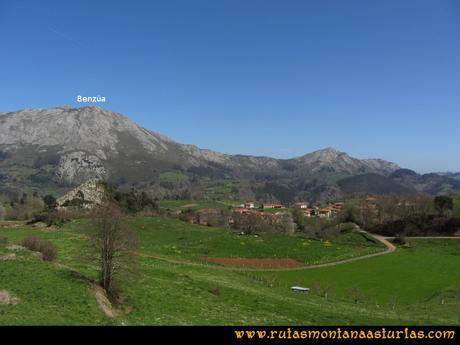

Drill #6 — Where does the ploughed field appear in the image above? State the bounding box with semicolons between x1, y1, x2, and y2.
204;257;303;268
0;217;459;325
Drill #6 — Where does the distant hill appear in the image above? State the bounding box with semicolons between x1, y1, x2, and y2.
1;106;456;202
437;172;460;181
337;173;412;195
389;169;460;195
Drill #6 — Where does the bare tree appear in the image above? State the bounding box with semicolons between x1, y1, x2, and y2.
346;286;365;304
312;281;335;299
89;203;140;300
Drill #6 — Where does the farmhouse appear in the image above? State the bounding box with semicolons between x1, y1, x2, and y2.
239;202;255;209
303;208;316;217
318;207;333;218
330;202;344;215
294;202;308;209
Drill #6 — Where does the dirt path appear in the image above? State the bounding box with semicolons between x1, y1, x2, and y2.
138;231;397;272
93;285;118;318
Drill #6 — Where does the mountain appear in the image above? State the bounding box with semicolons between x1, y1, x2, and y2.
0;106;437;203
388;169;460;195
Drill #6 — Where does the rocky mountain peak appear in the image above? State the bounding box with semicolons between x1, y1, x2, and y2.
0;106;407;201
0;106;174;159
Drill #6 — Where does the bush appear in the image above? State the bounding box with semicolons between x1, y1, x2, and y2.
39;241;58;261
339;222;356;234
22;236;42;251
21;236;58;261
29;210;77;227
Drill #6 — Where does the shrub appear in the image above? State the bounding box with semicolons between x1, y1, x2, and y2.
339;222;356;233
39;241;58;261
21;236;58;261
22;236;42;251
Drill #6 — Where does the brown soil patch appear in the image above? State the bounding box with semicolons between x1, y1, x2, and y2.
0;290;19;305
205;257;303;268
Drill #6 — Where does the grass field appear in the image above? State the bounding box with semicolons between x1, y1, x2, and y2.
1;217;459;325
129;217;385;264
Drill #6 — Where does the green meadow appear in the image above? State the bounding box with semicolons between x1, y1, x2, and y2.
0;217;459;325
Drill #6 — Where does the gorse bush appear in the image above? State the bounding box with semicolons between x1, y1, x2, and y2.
21;236;58;261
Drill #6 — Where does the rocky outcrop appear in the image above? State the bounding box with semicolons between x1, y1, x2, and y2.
56;179;108;209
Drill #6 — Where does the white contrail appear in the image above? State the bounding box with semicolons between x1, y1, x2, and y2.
48;26;89;49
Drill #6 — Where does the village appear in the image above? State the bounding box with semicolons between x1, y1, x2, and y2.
170;198;350;229
236;201;345;218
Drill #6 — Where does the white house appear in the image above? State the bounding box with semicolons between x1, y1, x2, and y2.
294;202;308;209
244;202;255;209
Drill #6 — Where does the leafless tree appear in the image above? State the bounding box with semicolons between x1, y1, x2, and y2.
346;286;365;304
89;203;140;300
312;281;335;299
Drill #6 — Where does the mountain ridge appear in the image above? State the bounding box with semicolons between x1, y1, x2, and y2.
0;106;457;202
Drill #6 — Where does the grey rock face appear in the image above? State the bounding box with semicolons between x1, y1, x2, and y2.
56;151;107;184
0;107;171;158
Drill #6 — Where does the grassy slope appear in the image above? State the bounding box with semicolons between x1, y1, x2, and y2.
0;249;107;325
119;258;407;325
1;218;459;325
254;240;460;306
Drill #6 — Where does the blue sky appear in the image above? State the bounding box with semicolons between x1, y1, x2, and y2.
0;0;459;173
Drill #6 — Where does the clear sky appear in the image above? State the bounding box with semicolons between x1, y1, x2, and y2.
1;0;459;173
